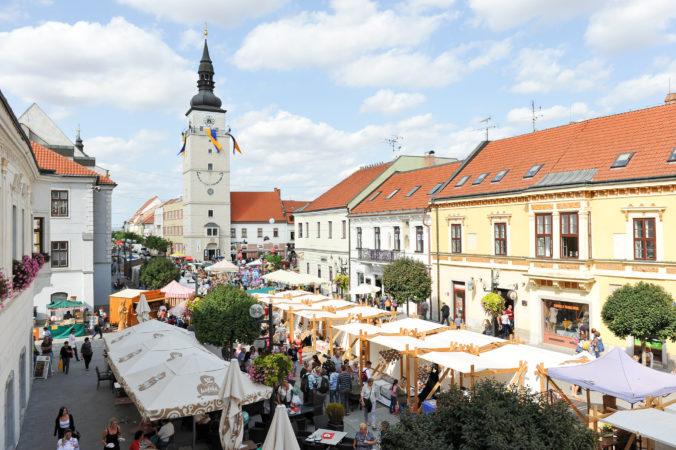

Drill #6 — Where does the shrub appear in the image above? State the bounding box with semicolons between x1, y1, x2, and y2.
326;403;345;423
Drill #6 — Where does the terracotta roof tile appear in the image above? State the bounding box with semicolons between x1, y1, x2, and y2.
129;196;161;222
231;190;286;223
303;163;392;212
282;200;310;223
436;103;676;200
352;162;462;214
31;141;115;185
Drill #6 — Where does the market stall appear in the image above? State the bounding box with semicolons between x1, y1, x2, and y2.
109;289;165;326
45;299;87;338
160;280;194;307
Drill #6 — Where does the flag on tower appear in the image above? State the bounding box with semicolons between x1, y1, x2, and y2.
205;128;221;153
177;132;186;156
226;132;242;154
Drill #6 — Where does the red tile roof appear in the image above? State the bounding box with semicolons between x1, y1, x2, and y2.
231;190;286;223
31;141;115;185
302;163;392;212
282;200;310;223
130;196;161;223
141;210;155;224
436;103;676;200
352;162;462;214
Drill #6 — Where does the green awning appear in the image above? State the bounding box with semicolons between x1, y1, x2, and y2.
46;299;85;310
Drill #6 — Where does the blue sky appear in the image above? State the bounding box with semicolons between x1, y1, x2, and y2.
1;0;675;227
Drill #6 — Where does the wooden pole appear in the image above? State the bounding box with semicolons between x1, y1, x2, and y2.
470;364;475;390
329;323;334;356
586;389;591;416
312;316;317;354
405;344;411;410
451;369;455;388
413;355;419;411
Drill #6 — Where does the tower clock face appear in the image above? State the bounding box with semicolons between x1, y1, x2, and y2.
203;115;215;127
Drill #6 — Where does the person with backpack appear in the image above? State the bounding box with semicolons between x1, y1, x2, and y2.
361;378;377;430
329;367;339;404
337;365;352;414
314;368;329;408
301;363;314;405
592;330;604;358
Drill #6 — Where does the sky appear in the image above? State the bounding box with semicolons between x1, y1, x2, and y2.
1;0;675;228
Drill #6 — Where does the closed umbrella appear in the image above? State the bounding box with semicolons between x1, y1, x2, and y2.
262;405;300;450
136;294;151;323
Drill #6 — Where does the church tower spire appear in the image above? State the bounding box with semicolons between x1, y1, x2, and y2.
188;26;224;114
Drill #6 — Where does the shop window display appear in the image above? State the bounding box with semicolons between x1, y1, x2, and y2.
543;299;589;348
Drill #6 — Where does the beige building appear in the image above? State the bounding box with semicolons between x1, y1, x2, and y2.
163;197;183;253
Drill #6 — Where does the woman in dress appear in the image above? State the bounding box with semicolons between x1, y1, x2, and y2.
101;417;122;450
54;407;75;439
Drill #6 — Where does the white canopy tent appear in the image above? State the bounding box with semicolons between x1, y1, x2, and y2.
349;283;381;295
206;260;239;273
603;408;676;448
423;330;505;349
332;322;384;358
419;351;514;375
378;317;445;335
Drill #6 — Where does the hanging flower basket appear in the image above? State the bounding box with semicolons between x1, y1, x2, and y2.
247;353;294;387
0;268;12;308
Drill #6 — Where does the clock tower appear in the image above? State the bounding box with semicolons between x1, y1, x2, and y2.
183;36;231;261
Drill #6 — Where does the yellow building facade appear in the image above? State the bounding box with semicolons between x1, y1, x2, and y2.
163;197;184;253
430;102;676;368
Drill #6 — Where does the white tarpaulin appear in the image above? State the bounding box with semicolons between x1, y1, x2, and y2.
378;317;444;334
368;335;432;352
603;408;676;447
333;306;389;319
261;405;301;450
423;330;505;348
333;323;384;336
206;260;239;273
349;283;381;295
418;351;515;374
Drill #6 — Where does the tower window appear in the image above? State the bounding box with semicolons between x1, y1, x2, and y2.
208;210;213;217
208;148;212;154
207;163;213;171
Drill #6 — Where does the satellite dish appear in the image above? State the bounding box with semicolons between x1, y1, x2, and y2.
249;303;265;319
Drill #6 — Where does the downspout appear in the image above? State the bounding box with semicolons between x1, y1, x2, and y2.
422;206;433;321
435;204;441;323
347;208;351;300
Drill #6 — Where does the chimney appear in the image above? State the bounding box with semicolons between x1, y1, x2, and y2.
424;150;436;167
665;93;676;105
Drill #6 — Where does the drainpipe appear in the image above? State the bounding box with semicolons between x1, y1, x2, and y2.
435;205;441;323
423;207;433;320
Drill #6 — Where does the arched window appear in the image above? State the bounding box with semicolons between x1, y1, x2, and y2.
5;371;16;449
50;292;68;303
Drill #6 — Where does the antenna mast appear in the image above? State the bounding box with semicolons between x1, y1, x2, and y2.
531;100;543;132
384;135;403;155
479;117;496;141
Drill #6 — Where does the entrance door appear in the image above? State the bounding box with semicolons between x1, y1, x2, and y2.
206;249;217;261
452;282;465;323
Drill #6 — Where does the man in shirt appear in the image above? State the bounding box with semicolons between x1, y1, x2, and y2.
337;365;353;414
441;303;450;325
157;419;174;450
354;423;376;450
331;349;343;372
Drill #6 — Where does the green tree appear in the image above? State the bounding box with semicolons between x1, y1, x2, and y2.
481;292;505;337
139;257;180;289
265;253;282;269
381;381;597;450
191;284;260;357
601;281;676;365
145;235;172;254
382;257;431;316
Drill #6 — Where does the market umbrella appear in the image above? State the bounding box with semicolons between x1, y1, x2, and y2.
183;256;194;261
219;359;272;450
261;405;300;450
135;294;151;323
206;260;238;273
246;259;262;267
161;280;194;299
349;283;380;295
170;252;185;258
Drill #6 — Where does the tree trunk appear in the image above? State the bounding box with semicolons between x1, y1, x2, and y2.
221;341;233;361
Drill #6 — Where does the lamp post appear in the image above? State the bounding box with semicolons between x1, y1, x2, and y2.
249;302;274;353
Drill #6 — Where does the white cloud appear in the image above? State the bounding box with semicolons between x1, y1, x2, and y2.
506;102;593;125
586;0;676;53
227;107;491;200
87;129;169;163
600;60;676;106
117;0;286;26
511;48;610;93
178;28;203;51
335;39;511;88
233;0;448;70
469;0;599;31
0;18;195;112
360;90;426;115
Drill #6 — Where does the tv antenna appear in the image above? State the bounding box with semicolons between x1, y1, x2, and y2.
384;135;403;153
531;100;543;132
478;117;496;141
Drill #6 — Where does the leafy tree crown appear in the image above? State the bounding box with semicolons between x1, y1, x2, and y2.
139;257;180;289
382;257;431;304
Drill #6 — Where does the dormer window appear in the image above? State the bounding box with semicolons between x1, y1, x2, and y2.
455;175;470;187
492;169;509;182
386;189;400;200
368;191;381;202
524;164;543;178
668;147;676;163
472;173;489;185
406;186;421;197
611;152;634;168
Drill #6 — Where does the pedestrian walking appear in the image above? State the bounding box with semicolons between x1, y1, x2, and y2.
56;428;79;450
420;300;429;320
329;367;339;404
60;342;73;374
361;378;377;430
81;337;93;370
440;303;450;325
395;377;408;413
54;407;76;439
41;336;54;375
592;330;604;359
337;365;352;414
68;329;80;361
93;314;103;339
101;417;122;450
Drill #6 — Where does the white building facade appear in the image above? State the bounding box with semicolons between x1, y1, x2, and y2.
0;91;41;449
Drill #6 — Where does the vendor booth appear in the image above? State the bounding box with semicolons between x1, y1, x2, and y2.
45;299;87;338
109;289;165;327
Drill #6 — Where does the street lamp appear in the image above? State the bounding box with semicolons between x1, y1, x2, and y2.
249;302;275;352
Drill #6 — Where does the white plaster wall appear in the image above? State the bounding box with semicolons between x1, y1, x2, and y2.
232;222;289;247
93;187;113;307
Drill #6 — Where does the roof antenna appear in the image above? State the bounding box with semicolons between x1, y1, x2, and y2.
384;135;403;157
478;116;496;141
531;100;543;132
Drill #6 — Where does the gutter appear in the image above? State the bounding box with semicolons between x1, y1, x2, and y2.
434;204;440;322
422;206;433;320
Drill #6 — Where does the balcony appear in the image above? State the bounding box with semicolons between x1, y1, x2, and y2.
358;248;401;263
